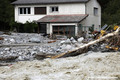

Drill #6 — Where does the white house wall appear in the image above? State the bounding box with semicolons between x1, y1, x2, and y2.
15;5;46;23
81;0;101;31
47;3;85;15
15;3;85;23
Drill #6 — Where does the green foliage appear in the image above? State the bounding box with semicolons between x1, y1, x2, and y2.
9;21;38;33
109;23;118;30
89;27;94;33
0;0;15;30
0;0;14;24
24;21;38;33
98;0;120;26
0;0;38;33
0;0;120;32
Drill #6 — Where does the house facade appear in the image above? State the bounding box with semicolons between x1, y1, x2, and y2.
12;0;101;37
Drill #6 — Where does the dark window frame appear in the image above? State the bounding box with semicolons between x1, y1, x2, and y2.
94;7;98;16
50;6;59;12
19;7;31;15
34;7;46;15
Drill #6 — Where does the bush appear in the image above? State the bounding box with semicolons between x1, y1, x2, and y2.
24;21;38;33
10;21;38;33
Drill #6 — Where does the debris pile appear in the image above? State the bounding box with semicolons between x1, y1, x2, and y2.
0;27;120;61
0;33;84;61
52;27;120;59
0;27;120;80
0;33;49;44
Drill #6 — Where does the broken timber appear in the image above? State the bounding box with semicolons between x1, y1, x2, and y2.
51;27;120;59
0;56;18;61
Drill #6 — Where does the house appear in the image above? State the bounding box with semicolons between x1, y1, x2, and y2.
12;0;101;37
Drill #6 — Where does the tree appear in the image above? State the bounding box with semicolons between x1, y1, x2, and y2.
0;0;15;30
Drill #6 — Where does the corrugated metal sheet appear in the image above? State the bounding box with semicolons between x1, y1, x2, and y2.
12;0;89;5
37;14;88;23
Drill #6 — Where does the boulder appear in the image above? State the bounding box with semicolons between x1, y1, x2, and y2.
29;38;41;43
65;39;71;44
10;39;15;43
0;31;3;35
78;37;84;43
5;48;10;51
70;37;77;43
60;40;66;45
64;45;73;50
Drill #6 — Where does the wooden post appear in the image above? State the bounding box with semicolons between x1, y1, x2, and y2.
38;23;40;34
58;26;59;35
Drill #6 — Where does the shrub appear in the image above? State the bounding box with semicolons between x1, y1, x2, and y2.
24;21;38;33
10;21;38;33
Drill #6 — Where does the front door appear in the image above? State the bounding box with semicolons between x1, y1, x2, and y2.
38;23;47;33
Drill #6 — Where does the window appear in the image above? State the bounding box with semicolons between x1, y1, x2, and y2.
50;6;59;12
19;7;31;14
34;7;46;15
94;7;98;16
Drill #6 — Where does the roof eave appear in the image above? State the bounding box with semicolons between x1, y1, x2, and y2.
11;1;88;5
37;21;79;23
78;14;89;23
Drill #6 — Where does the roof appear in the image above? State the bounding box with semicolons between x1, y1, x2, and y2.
12;0;89;5
37;14;88;23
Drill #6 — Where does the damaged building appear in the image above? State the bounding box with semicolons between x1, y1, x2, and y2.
12;0;101;37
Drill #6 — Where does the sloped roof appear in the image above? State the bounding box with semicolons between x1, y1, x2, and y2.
37;14;88;23
12;0;89;5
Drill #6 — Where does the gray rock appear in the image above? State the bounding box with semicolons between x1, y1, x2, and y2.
29;38;41;43
64;45;73;50
70;37;77;43
0;31;4;35
78;37;84;43
5;48;10;51
60;40;66;45
10;39;15;43
65;39;71;44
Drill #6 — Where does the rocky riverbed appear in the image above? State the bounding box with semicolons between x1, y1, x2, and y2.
0;33;120;80
0;33;84;61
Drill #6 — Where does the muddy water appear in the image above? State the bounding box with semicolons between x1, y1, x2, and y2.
0;52;120;80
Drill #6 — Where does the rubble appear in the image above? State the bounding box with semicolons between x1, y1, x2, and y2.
0;37;4;40
0;28;119;79
0;33;48;44
0;31;3;35
0;33;83;61
70;37;77;43
0;27;120;61
0;56;18;62
29;38;41;43
55;35;67;40
52;27;120;59
77;37;84;43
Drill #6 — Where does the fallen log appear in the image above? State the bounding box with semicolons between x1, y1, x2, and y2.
35;54;56;60
0;63;13;66
0;56;18;61
51;27;120;59
0;43;42;47
0;37;4;40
